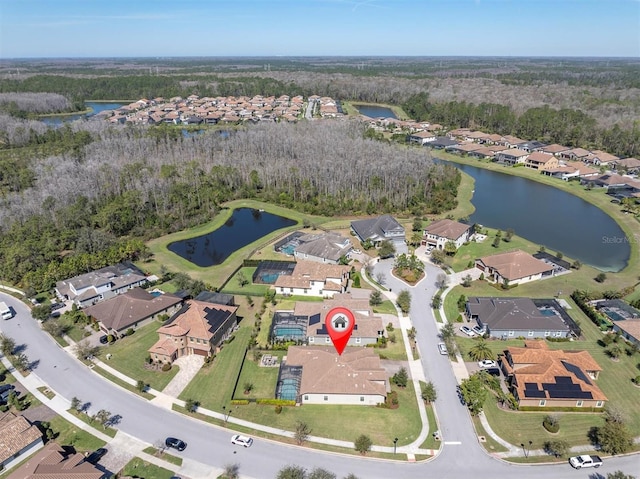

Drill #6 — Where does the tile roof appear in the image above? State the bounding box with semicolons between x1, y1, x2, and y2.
477;250;553;281
0;412;42;465
274;261;349;290
424;219;471;241
285;346;387;397
613;319;640;342
5;441;103;479
156;300;237;341
526;151;555;164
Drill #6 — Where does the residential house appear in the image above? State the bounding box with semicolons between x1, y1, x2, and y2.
484;134;505;145
279;346;388;405
612;319;640;347
540;144;571;156
293;233;353;264
464;131;490;143
475;250;554;285
84;287;183;338
55;263;149;308
6;442;105;479
499;135;526;148
446;143;483;156
466;297;571;339
542;160;599;181
496;148;530;166
500;341;606;409
589;150;619;167
427;136;459;149
422;219;473;250
273;261;350;298
0;412;43;472
560;147;591;161
581;173;631;189
148;297;238;364
350;215;405;247
612;157;640;174
408;131;436;145
516;140;548;153
525;151;559;171
467;147;497;160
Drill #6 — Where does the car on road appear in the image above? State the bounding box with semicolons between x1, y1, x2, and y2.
85;447;108;465
165;437;187;451
569;454;603;469
231;434;254;447
460;326;476;337
437;343;448;355
478;359;497;368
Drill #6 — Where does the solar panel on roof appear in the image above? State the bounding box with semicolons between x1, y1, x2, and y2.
309;313;320;326
524;383;546;398
562;361;592;385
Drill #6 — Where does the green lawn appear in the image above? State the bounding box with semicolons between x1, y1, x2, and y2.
120;457;176;479
221;267;270;296
48;416;107;452
233;351;285;400
375;335;408;360
419;404;439;451
178;327;251;410
142;447;183;466
373;299;398;315
230;384;421;446
100;321;180;391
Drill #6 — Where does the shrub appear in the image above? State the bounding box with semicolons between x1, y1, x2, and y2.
161;362;172;372
256;399;296;406
543;414;560;433
126;328;134;336
633;376;640;385
230;399;249;405
274;405;283;414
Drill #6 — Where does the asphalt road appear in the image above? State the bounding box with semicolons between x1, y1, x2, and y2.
0;289;637;479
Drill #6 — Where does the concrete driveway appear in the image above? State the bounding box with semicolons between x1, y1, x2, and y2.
161;355;205;398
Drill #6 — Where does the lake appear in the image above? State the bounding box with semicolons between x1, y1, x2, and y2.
438;159;630;272
168;208;297;267
40;102;126;126
354;104;397;119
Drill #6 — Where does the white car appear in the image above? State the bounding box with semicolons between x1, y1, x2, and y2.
460;326;476;337
437;342;448;355
478;359;497;368
231;434;253;447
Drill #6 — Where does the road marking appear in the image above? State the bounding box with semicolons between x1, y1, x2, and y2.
444;441;462;445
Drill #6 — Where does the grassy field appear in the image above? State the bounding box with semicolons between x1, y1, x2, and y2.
120;457;176;479
100;321;180;391
48;415;107;452
233;350;284;400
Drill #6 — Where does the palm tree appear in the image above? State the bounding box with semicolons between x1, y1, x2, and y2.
468;339;494;361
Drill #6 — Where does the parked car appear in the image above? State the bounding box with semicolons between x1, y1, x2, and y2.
85;447;108;465
569;455;603;469
0;384;16;403
165;437;187;451
99;335;109;344
230;434;253;447
483;367;501;377
460;326;476;337
478;359;497;368
472;325;485;336
437;343;448;355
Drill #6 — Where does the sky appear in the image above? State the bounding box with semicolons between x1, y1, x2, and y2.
0;0;638;58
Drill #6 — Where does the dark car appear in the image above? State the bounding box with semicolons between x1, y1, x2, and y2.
85;447;108;465
0;384;16;403
484;367;501;377
165;437;187;451
99;335;109;344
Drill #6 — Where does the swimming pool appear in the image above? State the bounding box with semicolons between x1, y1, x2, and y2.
604;310;627;322
539;309;557;316
280;245;296;255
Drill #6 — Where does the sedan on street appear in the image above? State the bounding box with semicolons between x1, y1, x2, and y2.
231;434;254;447
165;437;187;451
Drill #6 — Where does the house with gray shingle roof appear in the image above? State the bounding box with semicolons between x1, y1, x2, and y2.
350;215;405;246
293;233;353;264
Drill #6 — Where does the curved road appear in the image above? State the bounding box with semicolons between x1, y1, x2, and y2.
0;289;636;478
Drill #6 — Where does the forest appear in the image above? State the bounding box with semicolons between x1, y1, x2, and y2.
0;116;459;292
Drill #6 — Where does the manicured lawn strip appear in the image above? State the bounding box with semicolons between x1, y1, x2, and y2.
471;416;509;453
483;396;604;448
419;404;440;450
178;327;251;410
443;170;476;221
373;299;398;315
233;352;281;400
375;336;408;361
229;385;421;445
142;447;183;466
37;386;55;399
48;415;108;451
120;457;176;479
92;366;155;400
99;322;180;391
505;455;569;464
56;314;91;343
221;267;270;296
67;410;117;437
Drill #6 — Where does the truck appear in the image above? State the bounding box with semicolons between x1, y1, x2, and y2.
0;301;13;320
568;455;603;469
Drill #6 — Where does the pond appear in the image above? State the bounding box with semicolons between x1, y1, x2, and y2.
437;159;630;272
40;102;127;126
354;104;397;119
167;208;297;267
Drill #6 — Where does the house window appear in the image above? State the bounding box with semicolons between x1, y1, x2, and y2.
309;337;314;343
576;400;583;407
360;396;364;402
355;337;361;344
304;395;309;401
596;401;603;407
289;288;293;293
508;331;514;337
555;331;562;337
528;331;534;337
539;400;546;407
325;338;331;344
324;396;328;401
304;289;308;294
544;331;550;337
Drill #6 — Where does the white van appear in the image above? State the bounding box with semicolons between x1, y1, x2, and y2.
0;301;13;320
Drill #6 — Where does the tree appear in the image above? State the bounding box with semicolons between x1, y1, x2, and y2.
294;421;312;445
461;274;473;287
14;353;30;372
407;326;417;341
460;374;488;415
71;396;81;411
308;468;337;479
595;272;607;283
184;398;199;412
74;340;99;361
504;228;514;242
543;439;569;458
93;409;111;429
412;218;423;232
606;471;636;479
221;463;240;479
31;304;52;321
136;380;147;393
236;271;248;287
378;240;396;259
369;290;383;306
396;290;411;313
457;294;467;311
277;465;306;479
572;259;582;270
392;367;409;388
441;323;455;342
0;334;16;356
444;241;457;256
354;434;372;454
243;382;254;394
430;249;446;265
42;319;68;338
607;343;624;359
468;340;494;361
375;272;386;285
409;231;423;248
597;408;633;455
492;236;501;248
421;381;437;403
431;293;442;309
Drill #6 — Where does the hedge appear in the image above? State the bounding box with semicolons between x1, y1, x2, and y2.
519;406;604;413
230;399;249;406
256;399;296;406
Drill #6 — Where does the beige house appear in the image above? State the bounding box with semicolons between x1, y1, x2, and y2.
422;218;473;250
273;261;350;298
475;250;554;285
501;341;606;409
84;288;183;338
282;346;388;405
496;148;530;165
525;151;559;170
5;442;105;479
0;412;43;473
148;299;238;363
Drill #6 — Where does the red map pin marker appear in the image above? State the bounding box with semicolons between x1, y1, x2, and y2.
325;307;356;356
